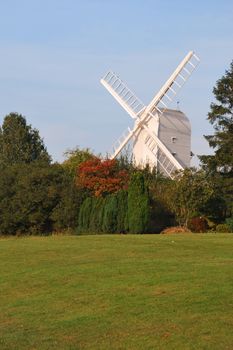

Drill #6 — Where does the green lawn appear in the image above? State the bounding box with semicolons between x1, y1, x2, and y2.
0;234;233;350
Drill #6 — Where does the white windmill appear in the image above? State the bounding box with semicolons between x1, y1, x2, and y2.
100;51;200;178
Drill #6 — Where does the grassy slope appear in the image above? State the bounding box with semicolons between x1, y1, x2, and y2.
0;234;233;350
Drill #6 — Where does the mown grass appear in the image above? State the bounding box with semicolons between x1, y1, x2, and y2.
0;234;233;350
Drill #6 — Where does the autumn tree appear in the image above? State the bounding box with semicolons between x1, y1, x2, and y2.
77;158;129;197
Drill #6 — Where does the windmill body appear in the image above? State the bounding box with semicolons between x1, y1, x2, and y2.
132;109;191;174
100;51;199;178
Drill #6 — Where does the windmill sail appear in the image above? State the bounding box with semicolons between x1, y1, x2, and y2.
101;51;200;179
147;51;200;116
101;71;145;119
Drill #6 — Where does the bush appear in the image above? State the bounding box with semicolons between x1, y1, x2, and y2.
78;197;93;233
225;217;233;232
89;197;105;233
128;173;150;234
187;217;209;233
0;162;73;235
102;195;118;233
216;223;230;233
116;190;128;233
161;226;191;234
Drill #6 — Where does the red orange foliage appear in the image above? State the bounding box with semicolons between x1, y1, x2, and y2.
77;158;129;197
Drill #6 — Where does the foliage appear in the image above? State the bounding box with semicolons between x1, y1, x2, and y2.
187;217;209;233
199;60;233;173
63;146;95;177
102;195;118;233
78;191;128;234
199;61;233;218
89;197;106;233
225;217;233;233
77;158;129;197
0;113;51;165
128;172;150;233
0;163;79;235
116;190;128;233
169;169;215;226
78;197;93;233
148;175;175;232
50;171;81;231
216;223;230;233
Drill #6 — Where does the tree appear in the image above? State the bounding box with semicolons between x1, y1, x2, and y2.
78;197;93;233
0;113;51;165
102;195;118;233
50;170;81;231
200;61;233;172
199;60;233;216
89;196;106;233
77;158;129;197
169;169;215;226
0;162;82;235
0;163;64;235
128;172;150;234
63;147;95;177
116;190;128;233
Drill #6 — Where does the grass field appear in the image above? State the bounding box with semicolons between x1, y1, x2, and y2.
0;234;233;350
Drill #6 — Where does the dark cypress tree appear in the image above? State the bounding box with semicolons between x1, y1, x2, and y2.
78;197;93;233
128;172;150;234
102;195;118;233
89;197;105;233
116;190;128;233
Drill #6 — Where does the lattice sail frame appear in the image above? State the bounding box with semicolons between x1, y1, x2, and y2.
100;51;200;178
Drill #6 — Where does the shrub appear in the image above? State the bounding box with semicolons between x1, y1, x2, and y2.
102;195;118;233
89;197;105;232
128;173;150;234
216;223;230;233
225;217;233;232
161;226;191;234
116;190;128;233
78;197;93;232
187;217;209;233
0;162;70;235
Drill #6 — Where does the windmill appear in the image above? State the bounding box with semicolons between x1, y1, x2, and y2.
100;51;200;178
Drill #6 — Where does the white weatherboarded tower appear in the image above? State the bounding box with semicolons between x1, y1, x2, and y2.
100;51;200;178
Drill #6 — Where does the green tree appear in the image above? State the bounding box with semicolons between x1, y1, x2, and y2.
0;113;50;165
128;172;150;234
116;190;128;233
0;163;65;235
200;61;233;172
50;170;81;231
78;197;93;233
199;60;233;216
89;197;105;233
102;195;118;233
169;169;215;226
63;147;95;177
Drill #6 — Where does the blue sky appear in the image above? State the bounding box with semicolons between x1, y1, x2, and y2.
0;0;232;165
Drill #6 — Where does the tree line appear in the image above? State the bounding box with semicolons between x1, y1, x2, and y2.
0;60;232;235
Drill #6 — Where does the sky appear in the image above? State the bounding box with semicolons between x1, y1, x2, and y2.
0;0;232;165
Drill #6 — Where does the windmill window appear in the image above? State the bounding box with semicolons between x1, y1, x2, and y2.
171;137;177;143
